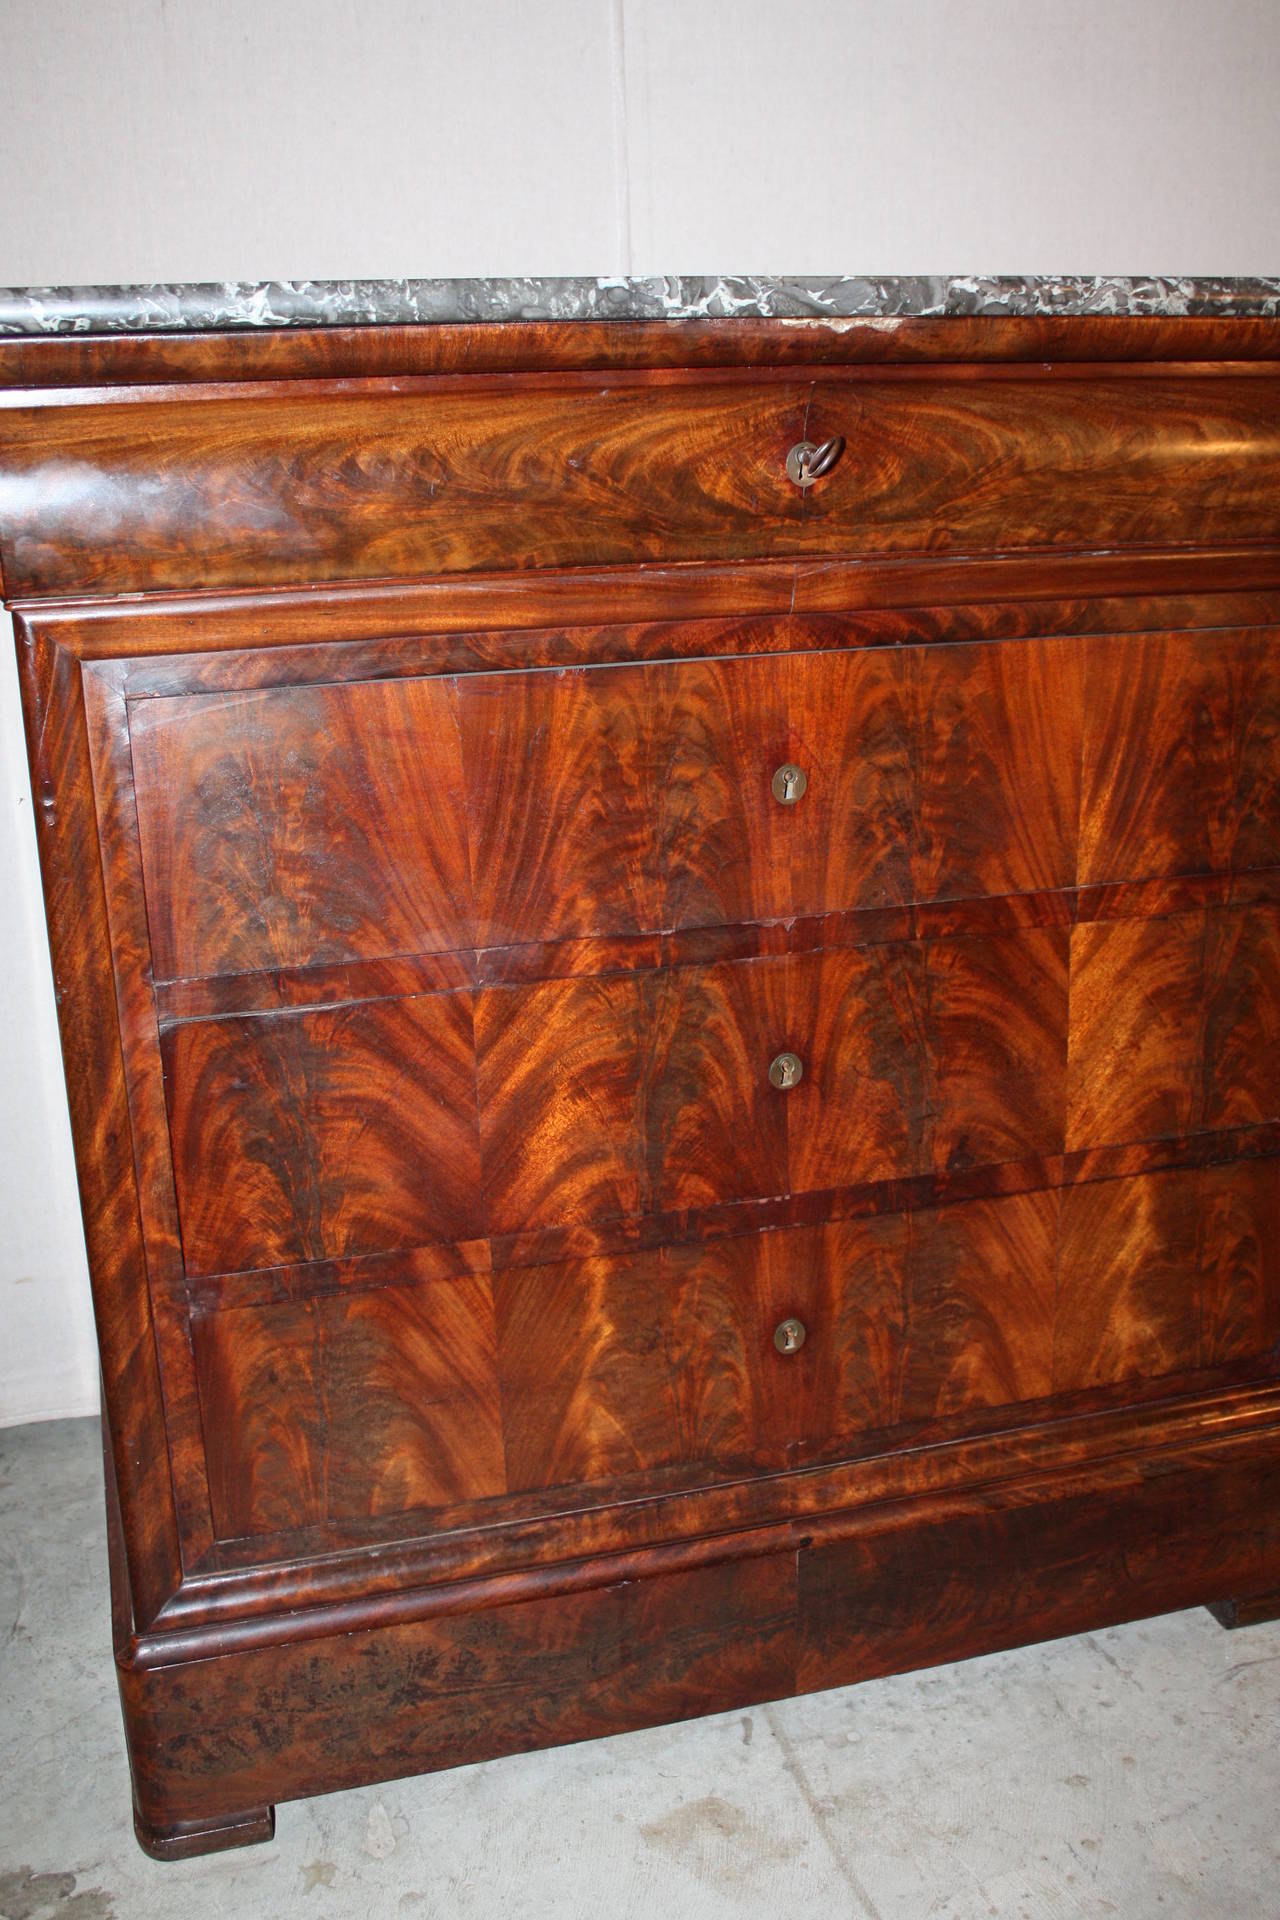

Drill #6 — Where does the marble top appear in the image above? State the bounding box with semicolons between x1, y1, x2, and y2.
0;277;1279;334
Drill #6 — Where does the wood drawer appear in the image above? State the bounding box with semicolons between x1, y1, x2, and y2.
189;1159;1280;1543
162;928;1068;1275
475;929;1069;1236
163;994;483;1277
4;370;1279;597
133;642;1081;975
131;626;1280;983
160;902;1280;1277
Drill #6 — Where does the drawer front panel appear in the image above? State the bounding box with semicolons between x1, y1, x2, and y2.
188;1158;1280;1540
160;903;1278;1279
468;641;1082;947
135;637;1084;979
0;380;807;596
496;1193;1058;1494
4;373;1278;596
781;926;1068;1199
164;993;483;1277
461;658;669;947
161;909;1278;1279
1080;627;1280;885
133;628;1279;992
1066;906;1280;1150
1057;1158;1280;1390
799;376;1280;562
790;640;1081;915
165;931;1062;1281
132;678;475;983
476;931;1068;1235
192;1273;504;1538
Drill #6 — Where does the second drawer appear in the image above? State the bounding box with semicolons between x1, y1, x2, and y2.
164;926;1068;1276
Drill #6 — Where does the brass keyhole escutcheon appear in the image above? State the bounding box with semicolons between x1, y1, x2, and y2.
785;435;846;489
771;763;807;805
768;1051;804;1090
774;1316;806;1355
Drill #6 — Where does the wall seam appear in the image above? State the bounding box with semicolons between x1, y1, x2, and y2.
608;0;634;274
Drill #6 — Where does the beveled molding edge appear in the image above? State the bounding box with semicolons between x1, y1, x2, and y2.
3;275;1280;334
130;1374;1280;1667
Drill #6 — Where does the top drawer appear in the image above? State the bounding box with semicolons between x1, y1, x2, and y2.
2;370;1278;597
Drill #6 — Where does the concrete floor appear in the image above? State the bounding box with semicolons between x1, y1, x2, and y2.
2;1420;1279;1920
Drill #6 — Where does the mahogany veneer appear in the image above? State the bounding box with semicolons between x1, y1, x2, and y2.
8;312;1280;1858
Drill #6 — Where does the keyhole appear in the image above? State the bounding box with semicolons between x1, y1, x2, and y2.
774;1317;807;1354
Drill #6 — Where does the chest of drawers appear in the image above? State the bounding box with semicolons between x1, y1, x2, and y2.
7;285;1280;1857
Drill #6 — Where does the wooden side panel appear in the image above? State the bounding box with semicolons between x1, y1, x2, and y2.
192;1275;504;1537
1080;628;1280;884
1067;908;1280;1149
163;993;483;1275
130;678;474;982
14;626;183;1625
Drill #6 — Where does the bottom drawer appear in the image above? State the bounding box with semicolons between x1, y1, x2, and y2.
121;1417;1280;1850
191;1158;1280;1547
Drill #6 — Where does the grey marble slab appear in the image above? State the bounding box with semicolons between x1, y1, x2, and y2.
1;276;1279;334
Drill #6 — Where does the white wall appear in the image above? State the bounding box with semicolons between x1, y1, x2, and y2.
2;0;1279;1424
0;617;100;1424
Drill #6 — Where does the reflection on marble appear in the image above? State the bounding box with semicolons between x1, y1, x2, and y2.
1;276;1279;334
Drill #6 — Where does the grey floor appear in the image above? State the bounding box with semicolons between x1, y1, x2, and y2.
3;1420;1279;1920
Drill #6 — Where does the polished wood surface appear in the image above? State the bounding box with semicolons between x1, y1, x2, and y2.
11;313;1280;1856
1067;907;1280;1148
2;371;1279;597
114;1417;1280;1845
1079;627;1280;882
164;993;482;1275
181;1157;1280;1541
5;313;1280;395
193;1275;504;1536
129;627;1280;985
130;677;473;980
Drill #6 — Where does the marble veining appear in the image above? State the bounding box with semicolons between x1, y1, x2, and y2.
1;276;1279;334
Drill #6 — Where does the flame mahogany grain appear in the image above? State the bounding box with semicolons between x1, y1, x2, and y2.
129;677;474;980
2;370;1279;598
10;314;1280;1855
163;993;483;1276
